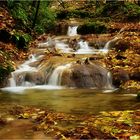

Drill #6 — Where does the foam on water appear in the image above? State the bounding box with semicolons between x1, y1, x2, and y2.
67;26;78;36
1;85;64;93
55;41;73;53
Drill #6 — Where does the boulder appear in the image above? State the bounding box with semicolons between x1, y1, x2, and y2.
14;71;45;86
112;69;129;87
61;63;113;89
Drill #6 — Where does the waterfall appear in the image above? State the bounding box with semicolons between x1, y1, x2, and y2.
1;24;118;92
76;40;93;54
78;40;89;49
104;37;119;49
9;54;38;87
48;64;71;86
105;72;114;89
9;73;16;87
55;40;72;53
67;26;78;36
38;37;56;50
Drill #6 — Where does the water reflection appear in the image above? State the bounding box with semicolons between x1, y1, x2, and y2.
0;89;139;115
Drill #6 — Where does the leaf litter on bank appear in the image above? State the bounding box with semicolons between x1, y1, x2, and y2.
4;105;139;139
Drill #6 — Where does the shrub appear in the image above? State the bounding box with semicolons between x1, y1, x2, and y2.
7;1;30;28
95;2;120;17
34;2;56;34
95;2;140;21
7;0;56;34
11;32;32;50
124;3;140;21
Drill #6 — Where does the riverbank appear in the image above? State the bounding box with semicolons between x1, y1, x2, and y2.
0;102;139;139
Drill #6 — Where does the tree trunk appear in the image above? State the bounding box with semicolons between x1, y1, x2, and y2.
32;1;37;7
58;0;65;9
32;0;40;29
95;0;100;7
138;0;140;6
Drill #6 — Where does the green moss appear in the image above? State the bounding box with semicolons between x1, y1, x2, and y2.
56;10;94;19
68;10;94;18
77;21;107;35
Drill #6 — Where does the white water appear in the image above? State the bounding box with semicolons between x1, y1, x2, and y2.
48;64;71;86
75;40;94;54
78;40;90;49
67;26;78;36
1;85;63;93
4;52;66;92
104;37;119;49
9;54;38;87
105;72;114;89
1;25;116;93
55;40;73;53
37;26;114;55
38;37;55;48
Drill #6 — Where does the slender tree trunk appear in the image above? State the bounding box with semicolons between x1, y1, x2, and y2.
32;0;40;29
138;0;140;6
96;0;100;7
58;0;65;9
32;1;37;7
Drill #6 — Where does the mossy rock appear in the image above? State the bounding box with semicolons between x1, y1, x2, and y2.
56;10;94;19
68;10;94;18
77;22;107;35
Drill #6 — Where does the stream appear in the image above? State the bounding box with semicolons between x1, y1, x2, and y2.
0;89;139;115
0;25;139;115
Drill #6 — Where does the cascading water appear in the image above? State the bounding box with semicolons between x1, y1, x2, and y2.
2;24;116;92
9;54;38;87
55;40;73;53
78;41;89;49
48;64;71;86
93;36;120;54
76;40;93;54
104;37;119;49
38;37;55;48
67;26;78;36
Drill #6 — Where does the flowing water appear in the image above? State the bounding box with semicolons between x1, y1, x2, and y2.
0;25;139;116
48;64;72;85
67;26;78;36
0;89;139;115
